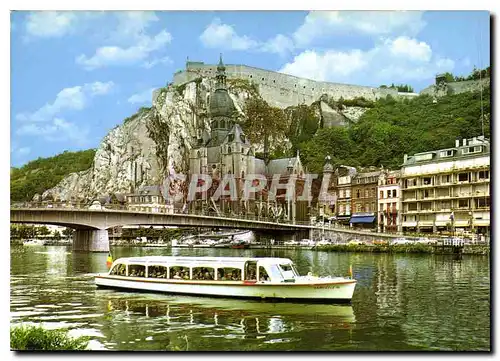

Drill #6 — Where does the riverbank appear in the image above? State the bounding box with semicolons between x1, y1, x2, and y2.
315;244;489;255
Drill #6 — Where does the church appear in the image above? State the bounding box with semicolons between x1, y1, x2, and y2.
188;56;308;222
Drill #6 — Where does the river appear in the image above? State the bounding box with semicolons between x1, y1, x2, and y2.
10;245;490;351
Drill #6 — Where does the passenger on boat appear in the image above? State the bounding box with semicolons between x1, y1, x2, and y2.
173;271;181;279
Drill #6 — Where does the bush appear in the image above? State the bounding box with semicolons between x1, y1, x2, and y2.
10;325;89;351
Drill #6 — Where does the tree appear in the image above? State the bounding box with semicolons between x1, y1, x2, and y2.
62;228;74;239
38;226;51;237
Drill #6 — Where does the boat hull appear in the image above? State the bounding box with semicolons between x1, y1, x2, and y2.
95;275;356;303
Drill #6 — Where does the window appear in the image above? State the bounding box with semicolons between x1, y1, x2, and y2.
423;177;432;185
169;266;190;280
458;173;469;182
228;146;232;153
365;204;370;212
365;189;369;198
148;265;168;278
479;170;489;180
379;204;383;211
442;174;451;183
423;189;430;198
339;190;344;198
372;202;376;212
463;146;482;154
392;189;397;197
218;268;241;281
458;199;469;208
258;266;269;281
110;263;126;276
357;190;360;198
380;190;383;199
356;204;362;212
440;150;454;157
476;197;490;208
388;190;392;198
392;202;397;210
192;267;215;280
228;134;234;142
128;264;146;277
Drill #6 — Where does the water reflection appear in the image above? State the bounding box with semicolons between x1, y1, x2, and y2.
10;245;490;351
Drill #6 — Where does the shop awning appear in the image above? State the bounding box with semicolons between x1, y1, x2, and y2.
350;215;376;224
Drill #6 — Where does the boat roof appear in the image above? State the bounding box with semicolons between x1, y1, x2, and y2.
112;256;294;267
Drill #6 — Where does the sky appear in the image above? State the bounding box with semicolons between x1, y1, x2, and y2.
10;10;491;167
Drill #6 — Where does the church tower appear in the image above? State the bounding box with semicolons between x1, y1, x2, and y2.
207;54;237;147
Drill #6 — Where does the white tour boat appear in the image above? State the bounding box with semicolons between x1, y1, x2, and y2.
95;256;357;302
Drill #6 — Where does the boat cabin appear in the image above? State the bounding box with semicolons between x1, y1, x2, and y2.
108;256;300;283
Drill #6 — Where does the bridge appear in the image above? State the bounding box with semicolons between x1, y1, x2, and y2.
11;204;409;252
10;206;314;252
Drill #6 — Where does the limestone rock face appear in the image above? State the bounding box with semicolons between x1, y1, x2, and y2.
40;76;373;202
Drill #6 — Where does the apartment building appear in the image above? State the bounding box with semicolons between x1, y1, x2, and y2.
335;166;357;225
350;170;380;229
378;170;401;233
400;136;490;236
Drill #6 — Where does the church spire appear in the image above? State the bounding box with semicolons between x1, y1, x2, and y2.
215;53;227;89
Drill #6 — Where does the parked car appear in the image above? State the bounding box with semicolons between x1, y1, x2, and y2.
284;240;298;246
348;239;365;245
391;238;411;245
373;239;389;245
300;239;315;246
317;239;331;246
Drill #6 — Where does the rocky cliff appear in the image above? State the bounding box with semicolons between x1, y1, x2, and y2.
40;77;373;202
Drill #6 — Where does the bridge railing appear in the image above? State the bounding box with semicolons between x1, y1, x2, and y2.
10;202;315;227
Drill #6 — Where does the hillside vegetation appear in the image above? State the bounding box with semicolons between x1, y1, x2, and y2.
10;149;96;202
299;87;491;173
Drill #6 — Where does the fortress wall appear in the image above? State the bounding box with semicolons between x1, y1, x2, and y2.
171;62;399;108
420;78;490;97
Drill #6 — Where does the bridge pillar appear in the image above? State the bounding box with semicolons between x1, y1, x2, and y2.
73;229;109;252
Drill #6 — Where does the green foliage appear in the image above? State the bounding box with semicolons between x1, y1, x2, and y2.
325;96;375;111
317;243;433;253
242;97;288;146
379;83;414;93
299;88;490;171
10;324;89;351
440;66;491;83
174;83;187;96
10;149;96;202
227;78;259;97
299;127;359;173
286;104;320;153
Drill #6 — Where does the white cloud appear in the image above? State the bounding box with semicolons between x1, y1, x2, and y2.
127;88;155;105
10;145;31;157
16;81;114;123
17;118;90;145
142;55;172;69
200;18;258;51
76;14;172;70
25;11;76;38
280;49;367;81
279;36;454;85
200;18;294;55
261;34;295;55
293;11;426;47
386;36;431;62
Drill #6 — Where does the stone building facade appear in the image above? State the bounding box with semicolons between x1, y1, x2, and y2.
400;136;490;237
377;170;401;233
187;56;308;222
350;170;380;229
163;60;399;108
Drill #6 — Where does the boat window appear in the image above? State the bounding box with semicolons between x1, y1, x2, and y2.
278;264;296;280
148;265;168;278
169;266;190;280
110;264;126;276
128;264;146;277
217;268;241;281
268;265;284;281
192;267;215;280
244;261;257;281
258;266;270;281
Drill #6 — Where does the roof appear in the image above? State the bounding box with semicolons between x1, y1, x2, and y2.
113;256;293;266
267;157;297;176
403;136;490;167
223;124;249;144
